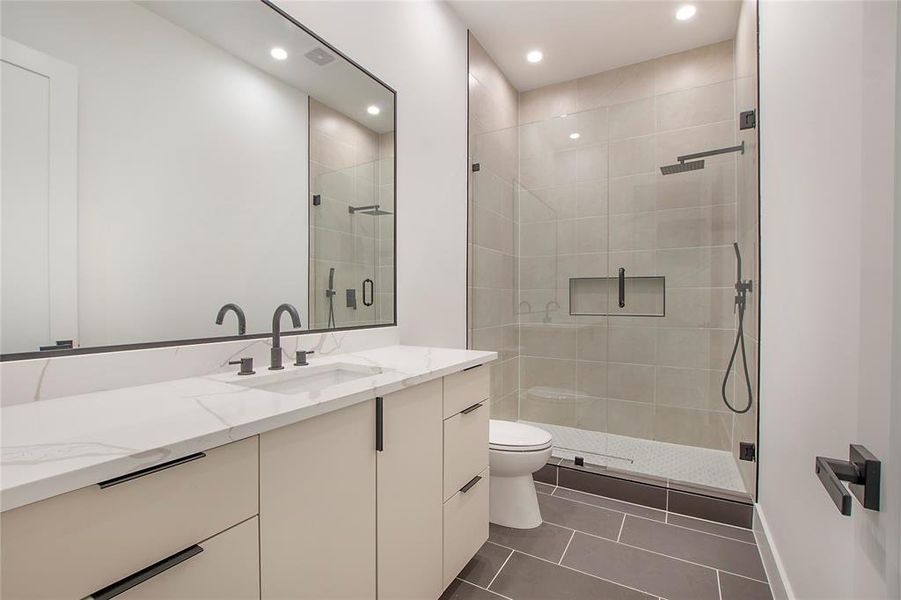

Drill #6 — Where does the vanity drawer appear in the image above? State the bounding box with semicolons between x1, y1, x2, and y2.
444;365;489;419
111;517;260;600
0;436;258;600
443;401;489;501
442;468;489;589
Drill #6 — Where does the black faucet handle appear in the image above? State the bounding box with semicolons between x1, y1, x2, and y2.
295;350;315;366
228;357;255;376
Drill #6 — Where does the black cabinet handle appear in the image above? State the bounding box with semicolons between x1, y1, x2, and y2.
98;452;206;489
91;545;203;600
460;475;482;494
463;363;484;372
815;444;881;516
618;267;626;308
461;402;483;415
375;397;384;452
363;278;374;307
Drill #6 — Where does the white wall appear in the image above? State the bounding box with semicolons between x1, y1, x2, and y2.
2;1;309;349
276;0;468;348
759;1;898;598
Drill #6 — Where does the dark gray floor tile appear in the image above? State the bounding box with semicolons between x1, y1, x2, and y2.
667;513;757;543
535;482;555;494
458;542;512;588
534;463;557;485
667;479;754;504
668;490;753;528
441;578;507;600
488;522;574;563
553;487;666;522
619;516;767;581
489;551;654;600
558;468;667;510
537;492;624;540
558;460;669;488
561;532;719;600
719;572;774;600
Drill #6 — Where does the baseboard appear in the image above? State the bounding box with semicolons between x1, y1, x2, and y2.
753;504;795;600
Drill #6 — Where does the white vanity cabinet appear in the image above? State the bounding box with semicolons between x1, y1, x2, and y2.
441;366;491;589
259;399;377;600
0;362;492;600
0;436;259;600
377;378;445;600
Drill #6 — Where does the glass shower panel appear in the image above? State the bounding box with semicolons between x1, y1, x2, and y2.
516;107;612;465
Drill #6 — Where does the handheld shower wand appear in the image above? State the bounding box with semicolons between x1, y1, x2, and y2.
722;243;754;414
326;267;337;329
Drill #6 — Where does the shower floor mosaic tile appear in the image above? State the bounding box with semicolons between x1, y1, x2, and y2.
520;421;747;493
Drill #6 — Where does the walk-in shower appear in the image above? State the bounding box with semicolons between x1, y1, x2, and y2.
468;33;759;498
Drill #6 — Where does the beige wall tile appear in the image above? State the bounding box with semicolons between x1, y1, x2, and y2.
577;60;655;111
610;173;657;215
607;326;657;364
610;135;655;177
520;356;577;394
655;204;736;249
656;80;735;132
520;324;579;359
609;97;655;140
654;40;734;95
655;366;729;411
657;328;710;368
609;212;657;251
519;80;579;124
655;245;733;288
607;362;655;402
576;360;608;397
607;399;654;438
657;161;736;210
653;405;733;451
472;204;514;254
577;324;608;362
663;288;736;329
574;396;608;433
471;246;514;289
655;121;736;169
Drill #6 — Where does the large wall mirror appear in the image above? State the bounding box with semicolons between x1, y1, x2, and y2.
0;0;396;359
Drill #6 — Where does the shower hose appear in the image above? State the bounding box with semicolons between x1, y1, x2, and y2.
721;289;754;414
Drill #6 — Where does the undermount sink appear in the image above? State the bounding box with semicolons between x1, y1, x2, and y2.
233;363;387;395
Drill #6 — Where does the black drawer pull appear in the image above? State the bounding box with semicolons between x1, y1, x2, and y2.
91;545;203;600
460;475;482;494
461;402;483;415
463;364;483;372
98;452;206;489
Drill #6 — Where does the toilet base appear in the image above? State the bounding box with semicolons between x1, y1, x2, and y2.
489;474;543;529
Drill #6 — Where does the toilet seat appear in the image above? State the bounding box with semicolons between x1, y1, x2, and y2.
489;420;553;452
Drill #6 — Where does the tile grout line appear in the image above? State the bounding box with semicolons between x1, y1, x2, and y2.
544;485;757;545
488;543;661;600
716;570;723;600
535;518;769;585
616;513;627;542
486;548;514;590
456;577;513;600
559;530;576;564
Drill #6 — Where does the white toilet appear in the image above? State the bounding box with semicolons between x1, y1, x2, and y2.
489;419;553;529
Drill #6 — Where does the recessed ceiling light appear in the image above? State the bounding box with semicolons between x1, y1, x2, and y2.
675;5;697;20
526;50;543;63
270;47;288;60
569;132;581;140
367;105;381;115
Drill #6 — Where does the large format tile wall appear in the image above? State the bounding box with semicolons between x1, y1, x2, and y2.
733;0;759;494
515;41;749;458
309;99;393;329
468;34;520;419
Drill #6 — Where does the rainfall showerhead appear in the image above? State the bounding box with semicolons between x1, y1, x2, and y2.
660;160;705;175
348;204;393;216
660;141;745;176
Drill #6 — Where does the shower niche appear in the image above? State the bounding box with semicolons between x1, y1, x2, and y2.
569;276;665;317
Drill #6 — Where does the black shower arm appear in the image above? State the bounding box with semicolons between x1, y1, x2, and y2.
678;141;745;163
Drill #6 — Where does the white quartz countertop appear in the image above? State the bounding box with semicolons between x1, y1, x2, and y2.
0;345;496;512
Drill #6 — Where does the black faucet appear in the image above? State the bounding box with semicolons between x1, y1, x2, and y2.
270;303;302;370
215;303;246;335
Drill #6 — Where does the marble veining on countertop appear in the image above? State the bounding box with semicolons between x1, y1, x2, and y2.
1;345;496;512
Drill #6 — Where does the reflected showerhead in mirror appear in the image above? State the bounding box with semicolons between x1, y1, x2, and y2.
348;204;393;216
660;160;705;175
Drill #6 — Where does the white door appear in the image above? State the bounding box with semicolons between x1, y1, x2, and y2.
0;38;77;354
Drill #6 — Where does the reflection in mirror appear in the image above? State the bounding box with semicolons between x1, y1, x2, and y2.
0;0;395;357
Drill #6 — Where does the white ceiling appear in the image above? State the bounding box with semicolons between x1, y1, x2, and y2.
141;1;395;133
448;0;741;91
